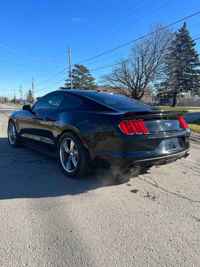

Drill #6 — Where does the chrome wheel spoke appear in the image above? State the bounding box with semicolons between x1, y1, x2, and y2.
66;156;73;170
60;137;79;173
64;141;70;153
71;154;78;167
69;140;75;152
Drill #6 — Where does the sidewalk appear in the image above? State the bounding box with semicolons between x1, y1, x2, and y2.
190;132;200;143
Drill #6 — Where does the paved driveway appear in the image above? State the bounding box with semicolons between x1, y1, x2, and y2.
0;110;200;267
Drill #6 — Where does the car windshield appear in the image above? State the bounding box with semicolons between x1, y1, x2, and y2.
84;92;152;112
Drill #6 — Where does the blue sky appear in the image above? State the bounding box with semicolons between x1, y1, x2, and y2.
0;0;200;98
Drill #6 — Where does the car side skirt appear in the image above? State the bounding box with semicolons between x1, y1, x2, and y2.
21;133;55;145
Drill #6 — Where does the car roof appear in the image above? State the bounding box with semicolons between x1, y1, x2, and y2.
54;89;152;112
55;88;124;99
56;88;106;95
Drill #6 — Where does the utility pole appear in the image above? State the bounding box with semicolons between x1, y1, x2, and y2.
32;78;35;96
68;48;73;89
19;85;23;103
13;89;16;103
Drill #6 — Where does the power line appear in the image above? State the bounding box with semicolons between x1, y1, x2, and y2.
37;68;67;87
36;77;66;95
35;51;71;93
91;62;121;72
34;67;69;94
90;35;200;73
35;11;200;94
36;33;200;94
78;10;200;65
35;72;67;94
86;0;172;68
28;0;172;91
104;0;168;39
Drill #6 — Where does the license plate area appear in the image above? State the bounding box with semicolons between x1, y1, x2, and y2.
160;137;183;153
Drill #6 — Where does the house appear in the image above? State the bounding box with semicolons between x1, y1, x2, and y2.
96;86;153;104
96;86;130;96
141;88;153;104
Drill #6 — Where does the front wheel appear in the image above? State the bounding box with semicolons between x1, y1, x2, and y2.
7;120;21;147
58;132;89;178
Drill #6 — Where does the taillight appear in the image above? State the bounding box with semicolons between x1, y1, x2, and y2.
178;116;189;129
119;119;149;135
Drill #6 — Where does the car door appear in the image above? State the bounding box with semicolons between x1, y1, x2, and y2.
21;92;64;145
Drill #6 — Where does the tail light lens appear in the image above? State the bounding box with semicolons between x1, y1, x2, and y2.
178;116;189;129
119;119;149;135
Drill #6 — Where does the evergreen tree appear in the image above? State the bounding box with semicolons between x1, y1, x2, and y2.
11;95;16;104
61;64;96;89
165;22;200;106
26;89;34;103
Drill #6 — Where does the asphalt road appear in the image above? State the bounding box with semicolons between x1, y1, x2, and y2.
0;108;200;267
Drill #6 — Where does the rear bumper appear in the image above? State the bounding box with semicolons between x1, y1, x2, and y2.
97;148;190;168
133;149;190;166
93;131;190;168
89;126;191;168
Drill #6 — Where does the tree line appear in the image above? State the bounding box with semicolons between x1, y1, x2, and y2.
1;23;199;107
0;89;35;104
61;22;200;106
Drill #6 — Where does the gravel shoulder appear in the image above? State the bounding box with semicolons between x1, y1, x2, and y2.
0;110;200;267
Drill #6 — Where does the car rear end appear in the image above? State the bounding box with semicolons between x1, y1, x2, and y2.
74;91;190;169
114;111;190;168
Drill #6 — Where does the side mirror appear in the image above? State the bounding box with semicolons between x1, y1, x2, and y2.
23;104;32;112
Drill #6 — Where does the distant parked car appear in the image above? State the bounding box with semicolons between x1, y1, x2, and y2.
8;89;190;182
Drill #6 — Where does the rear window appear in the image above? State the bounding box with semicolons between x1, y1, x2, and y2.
60;93;106;111
84;92;152;112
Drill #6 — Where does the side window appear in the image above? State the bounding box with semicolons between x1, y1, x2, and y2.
47;94;64;108
32;98;48;111
33;93;64;112
60;94;85;110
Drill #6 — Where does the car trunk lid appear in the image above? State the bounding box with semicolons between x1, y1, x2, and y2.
117;110;189;155
121;111;187;134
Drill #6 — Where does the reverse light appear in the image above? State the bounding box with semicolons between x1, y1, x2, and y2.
178;116;189;129
119;119;149;135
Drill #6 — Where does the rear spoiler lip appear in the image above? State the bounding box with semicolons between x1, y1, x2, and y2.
123;110;182;120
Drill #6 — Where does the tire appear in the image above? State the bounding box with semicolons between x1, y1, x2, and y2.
58;132;89;178
7;120;21;147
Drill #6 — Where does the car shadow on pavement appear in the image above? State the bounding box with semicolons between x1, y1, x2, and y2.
0;138;117;200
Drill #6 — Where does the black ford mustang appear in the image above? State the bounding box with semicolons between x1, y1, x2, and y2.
8;89;190;179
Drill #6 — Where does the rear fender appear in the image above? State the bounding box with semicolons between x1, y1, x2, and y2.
56;125;92;159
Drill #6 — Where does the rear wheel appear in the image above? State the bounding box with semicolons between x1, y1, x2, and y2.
58;132;89;178
7;120;21;147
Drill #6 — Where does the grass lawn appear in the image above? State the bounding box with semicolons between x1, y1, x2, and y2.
158;106;200;113
158;106;200;133
189;124;200;134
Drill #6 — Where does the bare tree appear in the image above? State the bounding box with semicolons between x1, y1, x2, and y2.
103;26;173;99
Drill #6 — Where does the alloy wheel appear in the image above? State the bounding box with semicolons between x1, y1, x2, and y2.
8;122;17;145
59;137;79;173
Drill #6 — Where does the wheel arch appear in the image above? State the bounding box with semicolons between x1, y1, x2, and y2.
56;128;92;160
8;117;19;133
